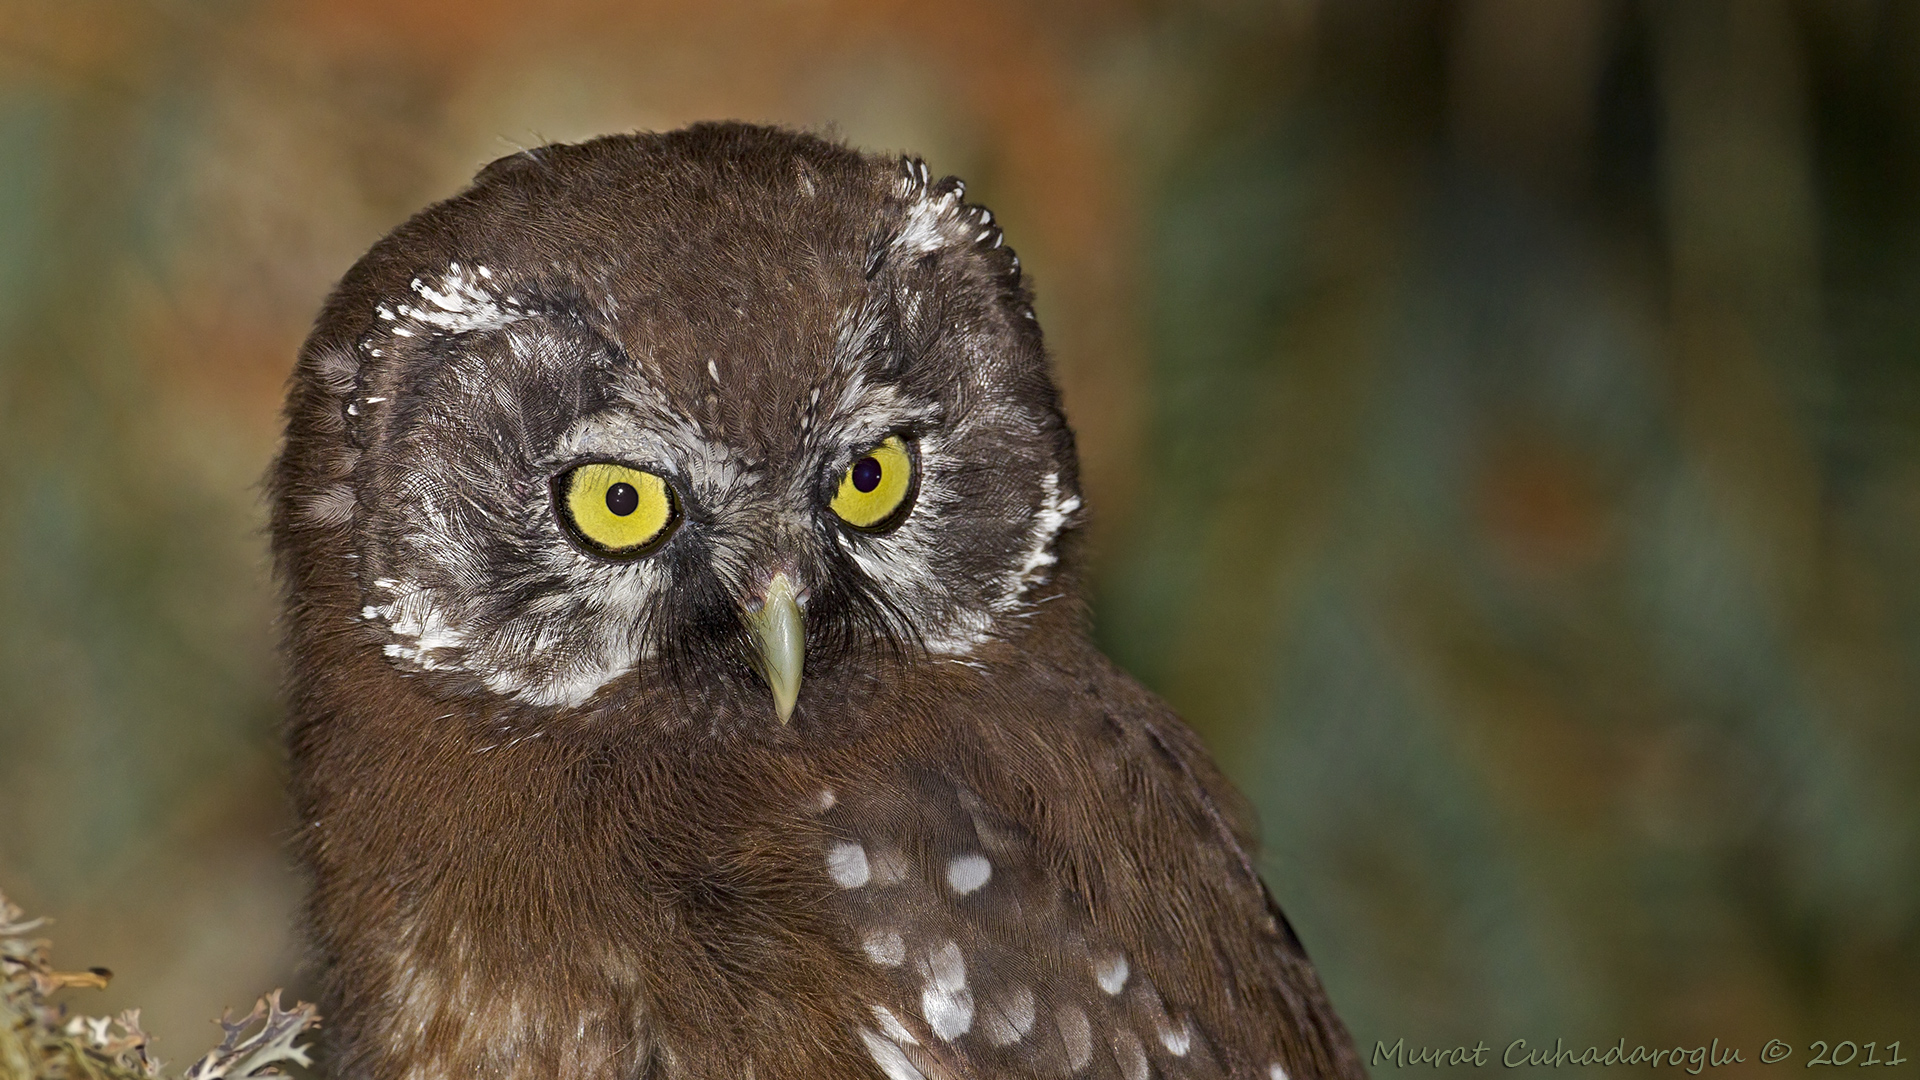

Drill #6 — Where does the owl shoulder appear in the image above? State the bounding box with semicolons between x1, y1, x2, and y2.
1031;644;1264;860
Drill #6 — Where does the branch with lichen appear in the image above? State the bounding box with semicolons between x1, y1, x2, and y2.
1;888;318;1080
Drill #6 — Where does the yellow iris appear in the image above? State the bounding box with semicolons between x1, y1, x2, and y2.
830;435;914;530
558;462;677;556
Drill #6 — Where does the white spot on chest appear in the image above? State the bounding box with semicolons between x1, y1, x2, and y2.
981;986;1036;1047
1094;952;1130;995
1113;1029;1149;1080
862;928;906;967
919;940;974;1040
826;842;870;888
1158;1017;1191;1056
944;854;991;895
858;1028;926;1080
869;1005;917;1045
1057;1006;1093;1070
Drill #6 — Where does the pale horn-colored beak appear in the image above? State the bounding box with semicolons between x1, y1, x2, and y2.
745;571;804;724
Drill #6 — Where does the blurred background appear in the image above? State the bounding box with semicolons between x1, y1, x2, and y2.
3;0;1917;1068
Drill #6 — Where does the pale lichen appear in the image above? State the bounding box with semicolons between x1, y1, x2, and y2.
0;888;318;1080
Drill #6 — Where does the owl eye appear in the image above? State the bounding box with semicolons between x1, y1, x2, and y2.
554;462;680;557
829;435;915;531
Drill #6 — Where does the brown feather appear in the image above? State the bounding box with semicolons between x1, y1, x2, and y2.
273;123;1363;1080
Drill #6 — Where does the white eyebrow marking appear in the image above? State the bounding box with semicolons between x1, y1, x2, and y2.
892;185;962;256
392;262;524;335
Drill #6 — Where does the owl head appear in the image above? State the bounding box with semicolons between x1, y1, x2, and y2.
273;124;1084;730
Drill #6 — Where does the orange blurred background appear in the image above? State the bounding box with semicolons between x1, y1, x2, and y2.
2;0;1916;1069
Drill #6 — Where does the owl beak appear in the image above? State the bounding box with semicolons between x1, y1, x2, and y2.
745;571;805;724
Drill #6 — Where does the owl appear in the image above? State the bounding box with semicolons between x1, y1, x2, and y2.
271;123;1363;1080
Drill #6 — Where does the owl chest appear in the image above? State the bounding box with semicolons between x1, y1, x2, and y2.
352;751;881;1078
319;677;1241;1078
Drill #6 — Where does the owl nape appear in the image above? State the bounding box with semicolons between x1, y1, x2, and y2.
272;123;1365;1080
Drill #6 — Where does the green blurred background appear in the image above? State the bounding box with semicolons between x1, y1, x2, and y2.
3;0;1917;1069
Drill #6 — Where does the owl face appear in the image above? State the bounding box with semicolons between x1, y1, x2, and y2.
281;129;1082;721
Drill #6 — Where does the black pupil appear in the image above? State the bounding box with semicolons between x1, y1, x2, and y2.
851;456;883;493
605;482;640;516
